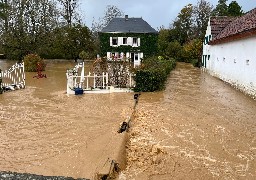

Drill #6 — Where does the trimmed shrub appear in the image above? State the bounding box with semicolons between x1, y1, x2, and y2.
23;54;46;72
133;56;176;92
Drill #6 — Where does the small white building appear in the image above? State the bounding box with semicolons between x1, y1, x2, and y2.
202;8;256;98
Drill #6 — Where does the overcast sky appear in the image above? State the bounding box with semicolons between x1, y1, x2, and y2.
79;0;255;30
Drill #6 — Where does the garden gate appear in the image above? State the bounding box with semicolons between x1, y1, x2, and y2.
0;62;25;93
66;59;135;94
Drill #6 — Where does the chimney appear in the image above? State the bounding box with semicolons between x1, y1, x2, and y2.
125;15;128;20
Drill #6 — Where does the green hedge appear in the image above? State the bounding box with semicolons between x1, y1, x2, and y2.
133;56;176;92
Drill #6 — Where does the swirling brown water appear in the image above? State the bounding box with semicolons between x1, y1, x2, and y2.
0;60;134;179
121;62;256;180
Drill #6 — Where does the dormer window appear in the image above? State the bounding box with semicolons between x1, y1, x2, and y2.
112;37;118;46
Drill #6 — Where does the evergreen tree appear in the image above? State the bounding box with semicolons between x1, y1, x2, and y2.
212;0;228;16
228;1;243;16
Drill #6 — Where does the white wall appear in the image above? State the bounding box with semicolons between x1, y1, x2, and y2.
207;35;256;98
202;18;211;68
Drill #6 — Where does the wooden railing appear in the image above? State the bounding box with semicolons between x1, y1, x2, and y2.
0;62;25;93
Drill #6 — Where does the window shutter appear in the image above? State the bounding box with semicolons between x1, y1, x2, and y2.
110;37;112;46
128;37;132;46
107;52;111;58
118;37;122;46
138;38;140;46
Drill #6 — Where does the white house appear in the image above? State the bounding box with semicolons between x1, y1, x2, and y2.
202;8;256;98
99;15;158;67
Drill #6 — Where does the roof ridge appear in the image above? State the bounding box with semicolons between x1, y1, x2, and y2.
101;16;158;33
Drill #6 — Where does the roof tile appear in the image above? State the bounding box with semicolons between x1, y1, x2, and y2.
212;8;256;42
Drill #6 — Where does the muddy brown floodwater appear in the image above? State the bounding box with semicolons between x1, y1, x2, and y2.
0;60;134;179
119;62;256;180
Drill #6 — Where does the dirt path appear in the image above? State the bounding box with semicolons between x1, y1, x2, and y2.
119;63;256;180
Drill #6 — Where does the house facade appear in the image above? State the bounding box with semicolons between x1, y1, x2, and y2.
99;15;158;67
202;8;256;98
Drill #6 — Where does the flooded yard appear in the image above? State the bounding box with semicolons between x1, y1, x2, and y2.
1;61;256;180
0;60;134;179
120;62;256;180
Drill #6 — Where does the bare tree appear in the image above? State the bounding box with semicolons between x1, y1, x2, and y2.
193;0;213;39
91;5;124;33
57;0;80;27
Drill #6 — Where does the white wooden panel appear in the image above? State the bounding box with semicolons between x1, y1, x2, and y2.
110;37;112;46
107;52;111;58
127;37;132;46
118;37;122;46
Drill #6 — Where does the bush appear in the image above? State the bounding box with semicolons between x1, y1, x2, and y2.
191;59;199;67
133;56;176;92
79;50;89;60
23;54;46;72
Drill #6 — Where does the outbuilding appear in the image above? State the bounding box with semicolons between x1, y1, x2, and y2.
202;8;256;98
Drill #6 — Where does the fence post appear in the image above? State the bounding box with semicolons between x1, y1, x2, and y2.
129;73;132;88
93;73;96;88
103;72;105;88
86;72;90;89
0;69;2;94
106;72;109;89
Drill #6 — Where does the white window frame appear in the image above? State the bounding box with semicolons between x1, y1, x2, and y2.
133;37;138;46
112;37;118;46
123;37;127;45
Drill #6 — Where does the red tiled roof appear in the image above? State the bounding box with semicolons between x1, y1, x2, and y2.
210;8;256;44
210;16;235;39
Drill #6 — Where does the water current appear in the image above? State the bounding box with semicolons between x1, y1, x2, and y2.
121;62;256;180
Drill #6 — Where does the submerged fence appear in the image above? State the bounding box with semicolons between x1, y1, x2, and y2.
0;62;25;93
66;61;135;94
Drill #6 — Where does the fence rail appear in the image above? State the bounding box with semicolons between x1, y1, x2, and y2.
66;62;135;94
0;62;25;93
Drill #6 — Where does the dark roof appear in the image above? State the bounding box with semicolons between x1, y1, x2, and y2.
210;8;256;44
101;16;158;34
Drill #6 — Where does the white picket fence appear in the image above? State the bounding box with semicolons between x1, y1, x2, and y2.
0;62;25;91
66;62;134;94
